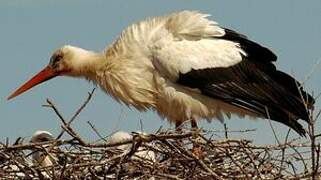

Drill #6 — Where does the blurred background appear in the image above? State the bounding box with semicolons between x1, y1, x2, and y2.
1;0;320;144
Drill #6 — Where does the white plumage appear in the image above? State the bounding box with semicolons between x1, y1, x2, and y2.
86;11;256;124
107;131;156;162
9;11;314;135
30;130;58;167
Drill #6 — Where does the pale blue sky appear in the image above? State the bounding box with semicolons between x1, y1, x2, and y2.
1;1;321;144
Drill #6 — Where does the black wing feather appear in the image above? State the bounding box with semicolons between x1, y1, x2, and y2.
221;28;314;109
222;28;277;62
177;28;314;136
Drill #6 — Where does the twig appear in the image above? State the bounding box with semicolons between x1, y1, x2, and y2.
279;129;291;176
302;55;321;86
265;106;281;145
56;88;95;139
87;121;108;143
174;142;224;180
69;88;96;125
43;99;68;125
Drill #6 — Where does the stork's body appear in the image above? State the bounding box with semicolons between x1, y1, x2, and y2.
30;130;58;167
107;131;156;162
8;11;314;135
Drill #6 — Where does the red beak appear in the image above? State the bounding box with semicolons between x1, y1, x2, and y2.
7;66;58;100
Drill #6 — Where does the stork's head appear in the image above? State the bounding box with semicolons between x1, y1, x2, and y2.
30;130;54;143
7;45;101;100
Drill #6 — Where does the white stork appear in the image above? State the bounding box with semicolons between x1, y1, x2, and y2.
30;130;58;167
107;131;156;162
8;11;314;136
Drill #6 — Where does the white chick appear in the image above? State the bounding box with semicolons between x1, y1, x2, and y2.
30;130;58;167
107;131;156;162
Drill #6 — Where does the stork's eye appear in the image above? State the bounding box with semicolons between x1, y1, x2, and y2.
51;55;63;64
50;53;64;70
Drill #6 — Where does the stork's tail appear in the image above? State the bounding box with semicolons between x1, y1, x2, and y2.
264;71;315;136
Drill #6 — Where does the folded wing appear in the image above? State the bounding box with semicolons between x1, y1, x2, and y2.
151;12;314;135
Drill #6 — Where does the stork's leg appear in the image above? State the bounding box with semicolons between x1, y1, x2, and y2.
175;121;184;147
175;121;183;131
191;118;198;130
191;118;203;157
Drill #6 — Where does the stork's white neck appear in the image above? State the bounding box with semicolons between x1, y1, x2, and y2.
63;45;105;79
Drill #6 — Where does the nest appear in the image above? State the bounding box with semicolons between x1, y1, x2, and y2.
1;129;320;179
1;90;320;179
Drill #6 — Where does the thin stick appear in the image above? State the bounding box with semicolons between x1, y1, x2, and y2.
265;106;281;145
302;56;321;86
87;121;108;143
56;88;96;139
